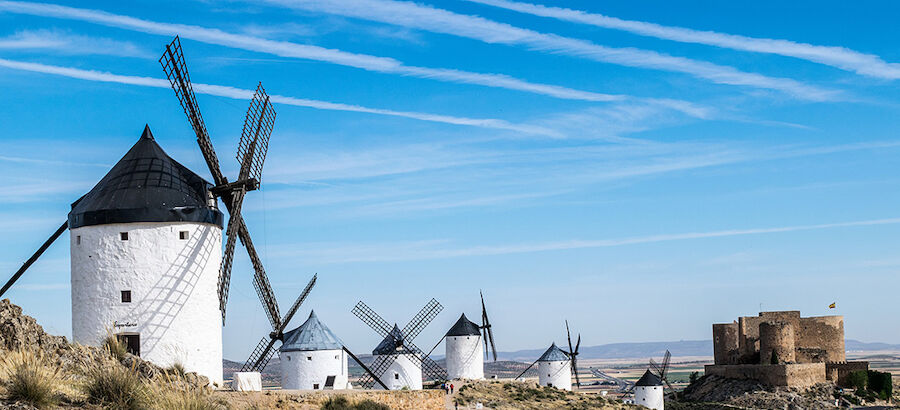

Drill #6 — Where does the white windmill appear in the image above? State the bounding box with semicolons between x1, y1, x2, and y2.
0;37;279;386
633;370;665;410
431;291;497;380
515;321;581;391
279;311;350;390
351;299;447;390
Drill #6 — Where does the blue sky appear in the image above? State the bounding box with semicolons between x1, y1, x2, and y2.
0;0;899;361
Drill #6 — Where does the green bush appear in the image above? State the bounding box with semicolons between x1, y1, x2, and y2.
848;370;868;392
867;370;892;401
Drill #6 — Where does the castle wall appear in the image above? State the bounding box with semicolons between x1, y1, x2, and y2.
704;363;825;387
713;322;739;365
825;361;868;387
71;222;223;386
796;316;844;363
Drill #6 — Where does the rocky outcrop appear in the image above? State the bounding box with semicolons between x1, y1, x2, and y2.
682;375;840;409
0;299;68;353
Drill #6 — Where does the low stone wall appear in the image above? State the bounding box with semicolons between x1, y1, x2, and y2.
825;361;869;387
704;363;825;387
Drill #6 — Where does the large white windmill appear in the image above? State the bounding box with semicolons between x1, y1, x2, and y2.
1;36;279;386
279;311;350;391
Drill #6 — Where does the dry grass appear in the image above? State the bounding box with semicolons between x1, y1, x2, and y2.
216;389;445;410
455;380;639;410
0;349;64;408
82;362;148;409
102;333;128;361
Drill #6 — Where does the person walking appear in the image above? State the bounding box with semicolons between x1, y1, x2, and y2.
450;383;454;394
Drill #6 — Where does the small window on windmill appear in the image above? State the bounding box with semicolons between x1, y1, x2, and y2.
307;356;312;361
313;383;319;390
334;355;339;360
287;356;291;361
76;236;81;245
121;290;132;303
120;232;129;241
394;373;399;380
179;231;189;240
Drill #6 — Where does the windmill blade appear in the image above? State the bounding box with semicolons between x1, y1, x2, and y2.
159;36;225;186
661;350;672;380
480;290;498;361
571;357;581;388
343;346;388;390
397;337;447;381
237;83;275;185
276;274;316;333
575;334;581;355
482;328;489;361
515;358;540;380
401;298;443;343
360;353;398;389
351;301;394;338
238;220;281;330
650;358;663;376
217;188;246;322
0;221;68;298
487;326;498;362
565;320;574;355
240;334;279;372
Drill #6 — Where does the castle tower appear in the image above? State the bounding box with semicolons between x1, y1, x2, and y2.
69;126;224;385
279;311;350;390
759;321;795;364
445;313;484;380
537;343;571;390
373;325;422;390
634;370;664;410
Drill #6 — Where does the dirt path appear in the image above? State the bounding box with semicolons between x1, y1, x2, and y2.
444;380;470;409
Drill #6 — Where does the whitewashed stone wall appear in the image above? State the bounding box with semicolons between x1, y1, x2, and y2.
280;349;349;390
70;222;223;385
374;354;422;390
538;360;571;391
446;335;484;380
634;385;664;410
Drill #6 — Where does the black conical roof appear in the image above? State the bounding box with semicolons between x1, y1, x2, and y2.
446;313;481;337
635;369;663;386
373;324;408;356
68;125;223;229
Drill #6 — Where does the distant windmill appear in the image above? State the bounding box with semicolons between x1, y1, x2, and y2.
239;274;316;372
352;299;447;389
426;291;498;380
514;320;580;391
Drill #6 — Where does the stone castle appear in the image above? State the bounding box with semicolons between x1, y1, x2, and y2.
706;311;867;387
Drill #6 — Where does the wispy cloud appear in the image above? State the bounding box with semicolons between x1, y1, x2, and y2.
466;0;900;80
0;1;648;105
257;0;839;101
0;154;110;167
0;28;152;57
281;217;900;264
0;58;558;135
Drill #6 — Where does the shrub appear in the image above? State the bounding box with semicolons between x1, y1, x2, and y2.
0;350;63;408
848;370;868;393
166;362;186;378
867;370;893;401
103;334;128;361
83;363;147;409
320;396;390;410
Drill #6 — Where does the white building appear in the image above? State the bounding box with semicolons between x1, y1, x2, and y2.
372;325;422;390
445;313;484;380
69;126;224;385
279;311;350;390
537;343;571;391
633;370;664;410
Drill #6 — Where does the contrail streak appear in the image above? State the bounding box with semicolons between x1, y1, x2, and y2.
0;58;558;135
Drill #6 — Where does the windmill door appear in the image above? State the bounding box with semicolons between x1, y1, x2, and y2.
116;334;140;357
